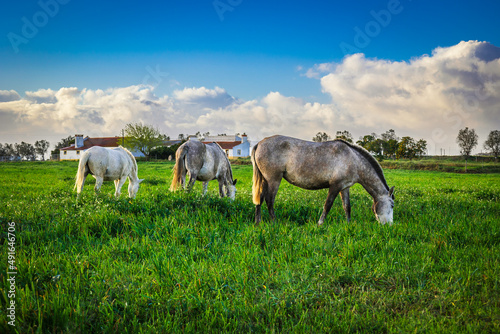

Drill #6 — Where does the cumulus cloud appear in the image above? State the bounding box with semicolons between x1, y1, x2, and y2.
0;41;499;154
0;85;171;145
0;84;337;146
25;89;57;104
193;92;338;139
0;90;21;102
173;86;237;115
317;40;500;152
303;63;337;79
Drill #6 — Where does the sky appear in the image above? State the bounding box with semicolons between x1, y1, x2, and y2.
1;0;500;155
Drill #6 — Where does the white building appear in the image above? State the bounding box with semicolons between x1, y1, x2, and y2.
59;134;145;160
201;134;250;158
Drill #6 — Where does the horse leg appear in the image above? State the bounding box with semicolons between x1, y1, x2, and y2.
318;186;341;226
255;186;266;225
94;176;104;194
217;175;232;198
114;178;127;198
181;169;187;190
265;177;282;221
218;181;225;198
186;171;197;193
340;188;352;222
202;181;209;196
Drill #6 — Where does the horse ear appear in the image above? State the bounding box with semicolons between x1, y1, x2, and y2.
233;179;237;185
389;186;395;196
139;179;145;183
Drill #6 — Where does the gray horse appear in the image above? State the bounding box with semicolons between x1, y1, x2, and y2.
170;140;237;199
252;135;395;225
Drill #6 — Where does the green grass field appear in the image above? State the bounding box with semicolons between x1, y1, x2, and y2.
1;161;499;333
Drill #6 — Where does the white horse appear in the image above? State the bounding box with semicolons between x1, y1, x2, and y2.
75;146;143;198
170;141;237;200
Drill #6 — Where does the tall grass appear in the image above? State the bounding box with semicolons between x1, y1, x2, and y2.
0;161;499;333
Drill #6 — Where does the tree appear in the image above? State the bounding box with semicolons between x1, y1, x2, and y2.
35;140;50;161
0;144;9;161
16;142;36;161
51;136;75;156
456;127;478;159
381;129;399;159
14;142;22;159
123;122;168;158
312;132;331;142
396;136;417;160
335;130;353;143
195;131;209;141
357;134;383;157
2;143;16;160
149;143;182;160
56;136;74;149
484;130;500;160
381;129;398;142
416;139;427;157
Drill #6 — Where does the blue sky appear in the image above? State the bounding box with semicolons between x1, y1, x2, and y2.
2;0;499;98
1;0;500;153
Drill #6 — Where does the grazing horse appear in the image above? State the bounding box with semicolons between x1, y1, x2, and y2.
75;146;143;198
170;140;237;199
252;135;395;225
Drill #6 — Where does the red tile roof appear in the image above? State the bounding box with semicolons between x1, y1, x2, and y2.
61;137;121;151
202;141;242;150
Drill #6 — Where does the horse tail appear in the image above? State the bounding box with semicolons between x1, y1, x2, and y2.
251;143;264;205
170;144;188;191
75;150;90;194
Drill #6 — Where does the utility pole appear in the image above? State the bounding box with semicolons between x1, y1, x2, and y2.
122;129;125;146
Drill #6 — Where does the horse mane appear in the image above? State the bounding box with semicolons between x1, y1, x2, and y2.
334;139;389;191
118;145;138;174
208;142;234;181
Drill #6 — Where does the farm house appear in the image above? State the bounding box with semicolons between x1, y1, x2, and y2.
59;134;145;160
201;134;250;158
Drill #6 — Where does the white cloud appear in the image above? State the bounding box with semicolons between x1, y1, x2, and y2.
317;40;500;153
173;86;226;101
25;88;57;103
303;63;337;79
173;86;237;114
0;90;21;102
193;92;339;139
0;83;338;147
0;41;499;155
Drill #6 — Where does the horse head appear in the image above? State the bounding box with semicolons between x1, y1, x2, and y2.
372;186;395;225
128;178;144;198
226;179;238;200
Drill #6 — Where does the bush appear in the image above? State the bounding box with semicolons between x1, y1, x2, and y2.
149;144;181;160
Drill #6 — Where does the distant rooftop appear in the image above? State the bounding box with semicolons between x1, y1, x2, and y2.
61;136;120;151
